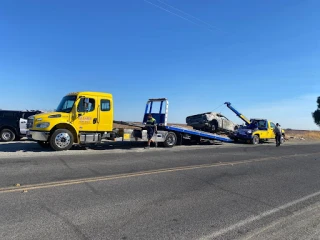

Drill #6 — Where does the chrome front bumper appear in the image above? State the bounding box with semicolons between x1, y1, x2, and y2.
27;131;50;141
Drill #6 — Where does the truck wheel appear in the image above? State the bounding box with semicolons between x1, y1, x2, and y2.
0;129;15;142
252;135;259;145
163;132;177;147
37;141;51;148
50;129;74;151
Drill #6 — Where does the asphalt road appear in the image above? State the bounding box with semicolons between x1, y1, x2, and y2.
1;142;320;240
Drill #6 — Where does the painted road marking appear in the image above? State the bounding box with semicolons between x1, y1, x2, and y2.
0;152;319;194
199;189;320;240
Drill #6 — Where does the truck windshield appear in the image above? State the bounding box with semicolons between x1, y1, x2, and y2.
56;95;77;113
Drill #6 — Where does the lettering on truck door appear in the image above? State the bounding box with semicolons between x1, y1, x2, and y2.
72;97;98;132
97;98;113;132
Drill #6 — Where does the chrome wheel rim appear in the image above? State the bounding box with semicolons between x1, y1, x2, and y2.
167;134;176;145
2;132;12;141
55;133;71;148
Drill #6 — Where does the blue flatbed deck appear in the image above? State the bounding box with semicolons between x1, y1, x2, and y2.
165;125;234;143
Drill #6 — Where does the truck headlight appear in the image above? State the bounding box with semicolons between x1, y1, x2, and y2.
247;130;252;134
36;122;50;128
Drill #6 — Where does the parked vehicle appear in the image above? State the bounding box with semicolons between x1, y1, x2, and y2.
27;92;233;151
229;118;285;144
224;102;285;144
186;112;238;134
0;110;42;142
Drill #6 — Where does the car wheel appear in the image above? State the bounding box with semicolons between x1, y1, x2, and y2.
49;129;74;151
252;135;259;145
0;129;16;142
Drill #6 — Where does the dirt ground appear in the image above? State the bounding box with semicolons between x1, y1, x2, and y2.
284;129;320;141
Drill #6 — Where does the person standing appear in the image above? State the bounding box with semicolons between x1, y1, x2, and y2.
273;123;282;147
145;114;157;149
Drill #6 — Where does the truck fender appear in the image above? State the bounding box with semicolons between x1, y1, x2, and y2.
50;123;78;143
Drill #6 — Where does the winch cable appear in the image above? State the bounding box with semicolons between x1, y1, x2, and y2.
211;103;225;112
218;105;227;115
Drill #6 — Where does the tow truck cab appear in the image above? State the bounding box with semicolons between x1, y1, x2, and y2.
27;92;114;150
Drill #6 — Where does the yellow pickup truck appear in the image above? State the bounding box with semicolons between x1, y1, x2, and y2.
229;118;285;144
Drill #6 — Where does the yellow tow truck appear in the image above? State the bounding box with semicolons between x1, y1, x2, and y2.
27;91;235;151
27;92;113;150
224;102;285;144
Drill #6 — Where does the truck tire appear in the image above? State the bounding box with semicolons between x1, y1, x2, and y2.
0;128;15;142
163;132;177;148
252;135;259;145
50;129;74;151
175;132;183;146
37;141;51;148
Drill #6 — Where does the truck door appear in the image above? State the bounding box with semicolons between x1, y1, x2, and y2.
20;112;30;135
72;97;98;132
257;120;268;138
269;122;276;139
19;118;27;135
97;98;113;132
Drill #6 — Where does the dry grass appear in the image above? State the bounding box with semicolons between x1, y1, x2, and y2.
113;123;139;130
284;129;320;140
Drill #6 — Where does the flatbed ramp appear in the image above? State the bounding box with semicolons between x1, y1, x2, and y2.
165;125;234;143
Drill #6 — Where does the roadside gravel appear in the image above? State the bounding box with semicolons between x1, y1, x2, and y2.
0;138;318;159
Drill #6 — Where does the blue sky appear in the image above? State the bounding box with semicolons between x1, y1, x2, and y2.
1;0;319;130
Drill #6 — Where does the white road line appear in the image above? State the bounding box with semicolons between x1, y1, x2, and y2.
198;190;320;240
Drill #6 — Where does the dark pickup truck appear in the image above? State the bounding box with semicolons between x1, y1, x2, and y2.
0;110;42;142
